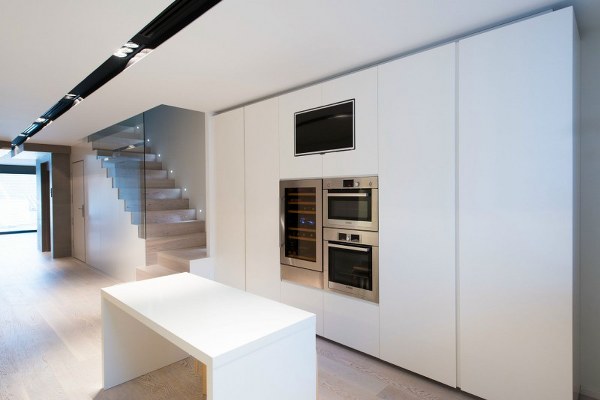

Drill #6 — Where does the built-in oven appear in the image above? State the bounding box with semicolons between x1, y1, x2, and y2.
324;227;379;303
323;177;378;231
280;179;324;289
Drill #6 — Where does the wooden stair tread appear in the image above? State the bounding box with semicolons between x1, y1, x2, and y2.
158;247;207;261
136;264;180;280
146;232;204;244
142;220;204;238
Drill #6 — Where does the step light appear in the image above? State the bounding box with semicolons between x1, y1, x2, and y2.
9;0;222;149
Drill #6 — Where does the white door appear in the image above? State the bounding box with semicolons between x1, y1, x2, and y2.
72;160;86;262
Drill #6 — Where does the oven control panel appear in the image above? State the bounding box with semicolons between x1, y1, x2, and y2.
338;232;360;242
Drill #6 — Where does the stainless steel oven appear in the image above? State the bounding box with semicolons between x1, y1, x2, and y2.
323;177;378;231
324;227;379;303
280;179;324;289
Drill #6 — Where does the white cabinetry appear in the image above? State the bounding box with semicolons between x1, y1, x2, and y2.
458;8;577;400
323;292;379;357
281;281;324;336
279;85;322;180
322;68;378;177
244;98;281;301
212;109;246;290
378;43;457;387
279;68;378;179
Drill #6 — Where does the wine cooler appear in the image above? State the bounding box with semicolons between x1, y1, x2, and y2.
280;179;323;288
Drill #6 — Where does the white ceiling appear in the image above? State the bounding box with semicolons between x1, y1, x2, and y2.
0;0;597;147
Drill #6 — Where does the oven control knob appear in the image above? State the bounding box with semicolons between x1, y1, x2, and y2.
369;181;373;187
354;181;359;187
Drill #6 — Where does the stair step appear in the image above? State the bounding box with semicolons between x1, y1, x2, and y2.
110;169;167;179
119;188;181;201
145;179;175;188
96;147;150;156
157;247;207;273
105;160;163;170
99;153;157;162
142;220;205;238
114;178;175;189
132;209;196;224
126;198;190;212
146;233;206;264
93;138;145;151
136;264;180;281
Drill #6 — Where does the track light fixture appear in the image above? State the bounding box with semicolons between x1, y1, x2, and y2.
10;0;221;148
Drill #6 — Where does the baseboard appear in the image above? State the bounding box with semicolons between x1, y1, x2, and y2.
581;386;600;400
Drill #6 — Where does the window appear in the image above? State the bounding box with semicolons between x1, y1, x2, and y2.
0;173;37;233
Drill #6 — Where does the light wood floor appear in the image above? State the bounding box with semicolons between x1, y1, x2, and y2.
0;233;591;400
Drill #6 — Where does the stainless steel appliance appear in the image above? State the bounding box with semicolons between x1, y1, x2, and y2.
323;176;378;231
280;179;324;289
324;227;379;302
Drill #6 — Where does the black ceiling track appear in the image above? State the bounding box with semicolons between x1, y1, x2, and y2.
10;0;221;148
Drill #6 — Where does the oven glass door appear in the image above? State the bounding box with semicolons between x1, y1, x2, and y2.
325;189;378;231
328;242;373;291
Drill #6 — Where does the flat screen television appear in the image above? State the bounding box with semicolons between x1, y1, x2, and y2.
294;99;355;156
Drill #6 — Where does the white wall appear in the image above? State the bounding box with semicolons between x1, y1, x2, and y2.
71;144;145;282
144;105;206;220
580;26;600;398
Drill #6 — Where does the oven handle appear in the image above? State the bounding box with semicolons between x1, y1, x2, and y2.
327;243;370;252
326;192;369;198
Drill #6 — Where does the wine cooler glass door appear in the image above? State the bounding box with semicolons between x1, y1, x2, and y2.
280;179;323;271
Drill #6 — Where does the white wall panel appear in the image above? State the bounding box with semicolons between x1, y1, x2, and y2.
378;43;457;387
245;98;281;301
213;109;246;290
458;9;576;400
323;292;379;357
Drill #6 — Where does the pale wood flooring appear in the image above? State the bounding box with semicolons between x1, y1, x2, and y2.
0;233;590;400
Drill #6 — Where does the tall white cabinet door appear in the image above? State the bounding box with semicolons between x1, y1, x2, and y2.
279;85;323;179
213;108;246;290
378;43;457;387
322;68;378;177
458;9;576;400
245;98;281;301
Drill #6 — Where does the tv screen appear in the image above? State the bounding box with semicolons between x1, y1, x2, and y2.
294;99;355;156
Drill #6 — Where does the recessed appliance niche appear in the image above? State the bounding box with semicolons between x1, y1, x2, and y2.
294;99;355;156
280;176;379;303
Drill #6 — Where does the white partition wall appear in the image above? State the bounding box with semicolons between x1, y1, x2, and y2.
213;109;246;290
245;98;281;301
458;8;577;400
378;43;457;387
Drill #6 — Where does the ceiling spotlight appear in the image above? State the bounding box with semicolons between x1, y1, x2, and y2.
35;117;48;123
126;48;153;69
124;42;139;49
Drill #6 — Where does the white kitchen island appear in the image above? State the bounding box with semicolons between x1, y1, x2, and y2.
101;273;316;400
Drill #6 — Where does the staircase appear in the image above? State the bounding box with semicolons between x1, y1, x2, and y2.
95;145;207;280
